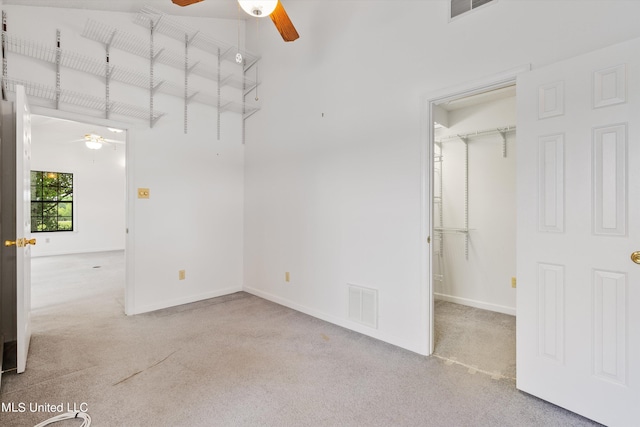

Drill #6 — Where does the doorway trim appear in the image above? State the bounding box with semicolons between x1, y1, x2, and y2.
420;64;530;355
29;106;136;316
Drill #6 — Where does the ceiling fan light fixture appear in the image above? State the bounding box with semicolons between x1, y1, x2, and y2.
238;0;278;17
85;133;104;150
85;140;103;150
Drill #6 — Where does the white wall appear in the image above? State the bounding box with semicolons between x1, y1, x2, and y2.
9;1;640;355
435;96;516;314
30;119;126;257
243;0;640;354
4;5;246;314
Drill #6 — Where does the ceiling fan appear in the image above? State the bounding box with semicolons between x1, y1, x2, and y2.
71;133;124;150
171;0;299;42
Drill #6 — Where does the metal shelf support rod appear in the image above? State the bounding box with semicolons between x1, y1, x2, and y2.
55;29;61;109
149;20;154;128
217;47;221;140
184;32;188;134
2;11;7;101
105;29;116;119
462;136;469;260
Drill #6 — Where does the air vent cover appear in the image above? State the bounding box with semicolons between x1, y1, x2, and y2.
451;0;495;19
348;284;378;329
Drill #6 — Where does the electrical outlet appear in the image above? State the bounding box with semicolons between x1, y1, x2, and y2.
179;270;186;280
511;277;517;288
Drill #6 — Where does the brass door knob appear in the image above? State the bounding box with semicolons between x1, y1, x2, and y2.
3;238;32;247
632;251;640;265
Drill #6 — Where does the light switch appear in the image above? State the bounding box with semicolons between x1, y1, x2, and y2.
138;188;150;199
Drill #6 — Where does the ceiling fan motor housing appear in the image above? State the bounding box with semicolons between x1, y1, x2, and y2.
238;1;278;18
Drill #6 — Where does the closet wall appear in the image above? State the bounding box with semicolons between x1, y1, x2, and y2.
434;94;516;314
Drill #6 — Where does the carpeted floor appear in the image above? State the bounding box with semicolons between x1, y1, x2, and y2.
0;252;600;426
434;300;516;380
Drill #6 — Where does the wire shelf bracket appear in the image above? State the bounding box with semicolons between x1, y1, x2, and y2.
436;125;516;159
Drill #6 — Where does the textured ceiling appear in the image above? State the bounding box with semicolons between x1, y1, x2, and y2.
3;0;244;20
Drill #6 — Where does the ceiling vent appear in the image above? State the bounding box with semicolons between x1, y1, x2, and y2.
451;0;495;19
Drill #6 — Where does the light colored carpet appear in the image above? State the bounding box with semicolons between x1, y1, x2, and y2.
0;252;600;426
434;300;516;380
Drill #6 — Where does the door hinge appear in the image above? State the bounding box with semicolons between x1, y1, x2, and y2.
427;236;431;244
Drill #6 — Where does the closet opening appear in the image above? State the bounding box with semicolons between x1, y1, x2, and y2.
432;84;516;379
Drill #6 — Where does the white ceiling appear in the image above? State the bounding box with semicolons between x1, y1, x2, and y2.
31;115;126;149
3;0;244;20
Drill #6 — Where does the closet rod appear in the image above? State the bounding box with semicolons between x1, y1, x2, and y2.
435;125;516;143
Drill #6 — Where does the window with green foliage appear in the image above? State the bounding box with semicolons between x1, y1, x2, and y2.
30;171;73;232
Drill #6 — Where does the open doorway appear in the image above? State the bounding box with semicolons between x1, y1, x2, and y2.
431;85;517;379
1;112;129;374
29;115;127;312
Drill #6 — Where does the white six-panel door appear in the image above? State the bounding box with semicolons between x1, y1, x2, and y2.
516;38;640;425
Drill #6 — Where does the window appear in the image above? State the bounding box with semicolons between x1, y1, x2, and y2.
30;171;73;232
451;0;495;19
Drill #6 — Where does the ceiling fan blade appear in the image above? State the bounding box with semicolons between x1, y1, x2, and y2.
270;1;299;42
172;0;204;6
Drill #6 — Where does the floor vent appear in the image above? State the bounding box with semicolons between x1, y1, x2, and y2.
348;284;378;329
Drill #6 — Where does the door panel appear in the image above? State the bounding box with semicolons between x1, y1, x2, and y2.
15;85;32;374
516;38;640;425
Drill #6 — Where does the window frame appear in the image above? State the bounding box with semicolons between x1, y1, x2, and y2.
30;170;74;233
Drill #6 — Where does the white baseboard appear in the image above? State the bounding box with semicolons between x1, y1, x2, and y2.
31;247;125;258
132;286;243;315
434;293;516;316
243;286;426;355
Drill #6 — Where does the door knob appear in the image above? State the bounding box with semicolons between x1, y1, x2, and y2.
4;238;25;247
25;238;36;246
632;251;640;264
